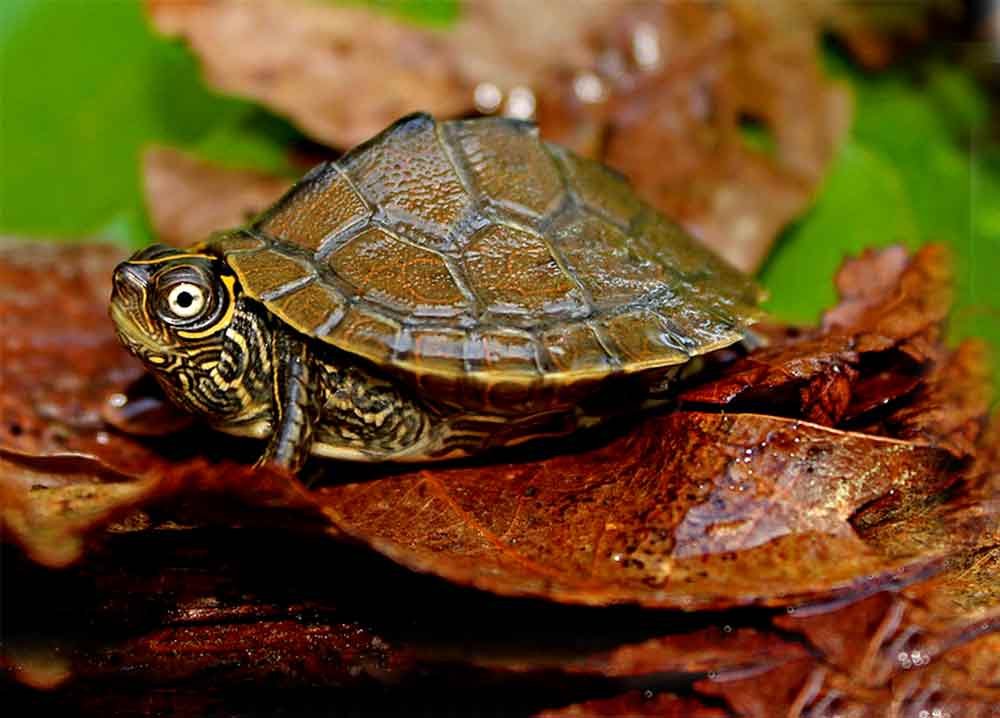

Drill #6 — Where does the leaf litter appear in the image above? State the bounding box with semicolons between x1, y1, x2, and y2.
1;238;996;714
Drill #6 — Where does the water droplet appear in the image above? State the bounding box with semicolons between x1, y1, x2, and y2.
632;21;661;70
573;72;606;103
108;393;128;409
473;82;502;114
95;432;110;445
505;86;536;120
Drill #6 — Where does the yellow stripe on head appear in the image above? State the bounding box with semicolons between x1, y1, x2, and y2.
127;252;216;266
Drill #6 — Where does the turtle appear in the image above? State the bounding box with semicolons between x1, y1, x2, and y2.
110;113;763;473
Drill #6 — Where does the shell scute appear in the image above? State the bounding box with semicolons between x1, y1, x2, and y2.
472;329;540;375
259;165;369;253
448;117;564;219
406;326;467;374
227;248;315;300
323;307;401;363
551;215;665;309
540;322;616;376
631;210;761;310
329;227;468;318
550;147;643;225
269;282;348;336
463;224;588;322
342;113;471;247
600;309;691;370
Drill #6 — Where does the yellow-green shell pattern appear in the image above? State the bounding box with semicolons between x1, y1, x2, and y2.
205;114;762;404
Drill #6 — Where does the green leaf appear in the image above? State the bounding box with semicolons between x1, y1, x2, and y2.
0;0;295;247
763;48;1000;387
925;62;990;138
760;139;920;323
332;0;460;28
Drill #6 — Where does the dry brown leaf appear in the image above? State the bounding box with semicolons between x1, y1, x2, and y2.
823;245;952;355
774;543;1000;688
536;2;851;271
679;246;989;458
143;147;292;247
314;411;959;609
695;632;1000;718
0;240;144;452
147;0;623;148
0;450;160;568
855;341;993;457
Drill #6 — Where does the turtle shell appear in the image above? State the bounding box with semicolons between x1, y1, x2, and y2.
205;113;762;409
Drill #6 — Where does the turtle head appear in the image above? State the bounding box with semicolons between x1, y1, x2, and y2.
110;245;236;363
110;244;272;426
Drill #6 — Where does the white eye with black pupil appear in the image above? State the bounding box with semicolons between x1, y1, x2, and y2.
166;283;206;318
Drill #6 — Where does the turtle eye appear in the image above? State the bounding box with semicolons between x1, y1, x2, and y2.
166;283;207;319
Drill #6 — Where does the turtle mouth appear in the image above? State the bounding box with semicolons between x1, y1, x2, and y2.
109;301;170;363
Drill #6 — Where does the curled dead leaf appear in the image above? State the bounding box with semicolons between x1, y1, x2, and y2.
475;625;806;681
0;450;160;568
774;538;999;688
822;244;952;355
679;246;989;458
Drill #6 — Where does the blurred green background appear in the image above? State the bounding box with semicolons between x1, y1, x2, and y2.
1;0;998;385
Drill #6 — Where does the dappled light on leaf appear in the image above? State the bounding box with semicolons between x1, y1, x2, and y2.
313;412;958;609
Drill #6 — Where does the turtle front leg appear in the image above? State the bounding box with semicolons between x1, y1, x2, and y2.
257;335;317;473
